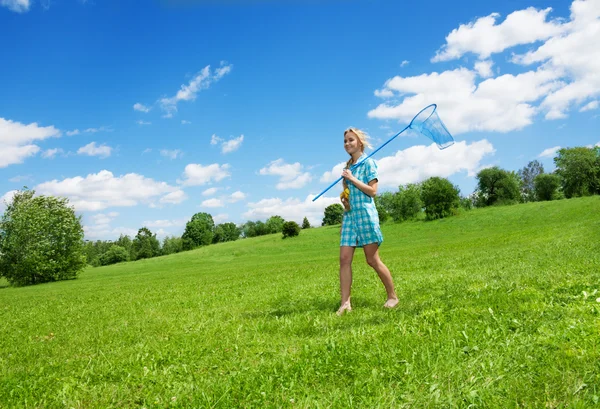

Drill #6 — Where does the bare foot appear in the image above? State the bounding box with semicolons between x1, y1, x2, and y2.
383;298;399;309
336;302;352;316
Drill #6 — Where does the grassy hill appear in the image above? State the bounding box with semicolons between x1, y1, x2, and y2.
1;197;599;408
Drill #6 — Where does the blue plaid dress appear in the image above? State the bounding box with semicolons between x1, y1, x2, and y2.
340;154;383;247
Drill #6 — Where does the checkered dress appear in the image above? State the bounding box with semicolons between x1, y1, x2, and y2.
340;154;383;247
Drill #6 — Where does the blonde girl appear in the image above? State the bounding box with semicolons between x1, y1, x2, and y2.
337;128;399;315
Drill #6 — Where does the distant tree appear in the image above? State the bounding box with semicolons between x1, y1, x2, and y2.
518;160;545;202
132;227;161;260
162;235;183;255
182;212;215;250
475;167;522;206
302;217;311;229
322;204;344;226
534;173;562;201
115;234;133;259
0;189;86;286
213;222;241;243
282;221;301;239
99;245;129;266
420;177;460;220
242;220;270;238
265;215;285;234
394;184;422;222
374;192;393;223
554;147;600;198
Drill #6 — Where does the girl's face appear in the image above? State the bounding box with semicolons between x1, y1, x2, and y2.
344;131;362;156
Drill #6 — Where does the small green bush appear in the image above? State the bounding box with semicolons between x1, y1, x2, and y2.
282;221;301;239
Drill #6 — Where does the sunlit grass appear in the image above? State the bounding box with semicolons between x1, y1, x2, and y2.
1;197;599;408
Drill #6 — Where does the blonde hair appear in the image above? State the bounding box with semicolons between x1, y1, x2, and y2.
342;127;372;193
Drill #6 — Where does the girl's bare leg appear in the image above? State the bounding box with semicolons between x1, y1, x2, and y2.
338;246;355;314
363;243;399;308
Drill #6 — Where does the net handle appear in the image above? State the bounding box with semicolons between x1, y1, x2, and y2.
311;104;439;202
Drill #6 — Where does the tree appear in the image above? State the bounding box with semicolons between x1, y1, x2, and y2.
302;217;311;229
162;235;183;255
374;192;393;223
241;220;269;238
554;147;600;198
265;215;285;234
475;167;522;206
0;189;86;286
115;234;133;259
420;177;460;220
213;222;241;243
518;160;544;202
395;183;423;221
132;227;161;260
99;245;129;266
282;221;301;238
182;212;215;250
534;173;562;201
322;204;344;226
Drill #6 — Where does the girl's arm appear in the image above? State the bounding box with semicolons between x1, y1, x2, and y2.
341;169;378;197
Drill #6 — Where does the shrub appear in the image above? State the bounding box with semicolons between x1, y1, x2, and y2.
282;221;301;238
421;177;460;220
99;245;129;266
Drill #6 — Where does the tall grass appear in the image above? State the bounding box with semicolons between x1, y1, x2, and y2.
1;197;599;408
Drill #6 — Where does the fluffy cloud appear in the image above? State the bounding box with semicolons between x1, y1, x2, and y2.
0;0;30;13
178;163;231;186
42;148;64;159
133;103;151;113
259;159;312;189
0;118;61;167
244;195;339;227
229;191;246;202
580;100;599;111
222;135;244;153
538;146;562;158
77;142;112;158
35;170;180;211
159;62;233;117
160;190;188;204
160;149;183;159
320;140;495;189
201;198;224;208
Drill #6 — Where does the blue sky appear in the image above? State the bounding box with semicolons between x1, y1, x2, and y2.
1;0;599;241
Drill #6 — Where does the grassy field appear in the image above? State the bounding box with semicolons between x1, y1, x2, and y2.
1;197;599;408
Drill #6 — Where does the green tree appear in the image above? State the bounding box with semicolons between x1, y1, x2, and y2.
395;183;423;221
282;221;301;238
420;177;460;220
374;192;393;223
534;173;562;201
0;189;86;286
162;235;183;255
554;146;600;198
213;222;241;243
322;204;344;226
132;227;161;260
518;160;544;202
475;167;522;206
115;234;133;259
182;212;215;250
265;215;285;234
99;245;129;266
302;217;311;229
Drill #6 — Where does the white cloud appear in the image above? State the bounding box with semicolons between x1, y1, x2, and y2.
369;68;563;134
259;159;312;190
201;198;224;208
160;149;183;159
160;189;187;204
136;120;152;126
244;195;339;227
0;118;61;168
42;148;64;159
0;0;30;12
400;60;410;67
229;191;246;202
432;7;565;61
181;120;191;125
35;170;179;212
0;190;18;212
538;145;562;158
580;100;599;111
474;60;494;78
178;163;231;186
83;126;112;134
320;140;495;190
159;62;233;117
202;187;219;196
213;213;230;224
133;103;151;113
66;129;80;136
77;142;112;158
210;134;222;145
222;135;244;153
143;219;186;228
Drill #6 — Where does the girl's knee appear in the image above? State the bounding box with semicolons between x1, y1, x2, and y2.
366;255;380;269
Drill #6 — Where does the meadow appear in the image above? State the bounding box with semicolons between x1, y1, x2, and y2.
1;197;599;408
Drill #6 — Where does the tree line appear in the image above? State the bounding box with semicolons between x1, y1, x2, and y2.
1;146;598;286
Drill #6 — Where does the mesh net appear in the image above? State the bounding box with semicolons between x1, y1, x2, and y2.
409;104;454;150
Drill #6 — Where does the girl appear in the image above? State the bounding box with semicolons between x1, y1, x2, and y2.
337;128;399;315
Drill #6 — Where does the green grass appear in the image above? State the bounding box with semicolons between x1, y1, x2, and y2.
1;197;600;408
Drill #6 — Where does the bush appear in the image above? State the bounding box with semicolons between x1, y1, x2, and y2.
420;177;460;220
534;173;562;201
0;189;86;286
282;221;301;238
99;245;129;266
322;204;344;226
394;184;422;222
